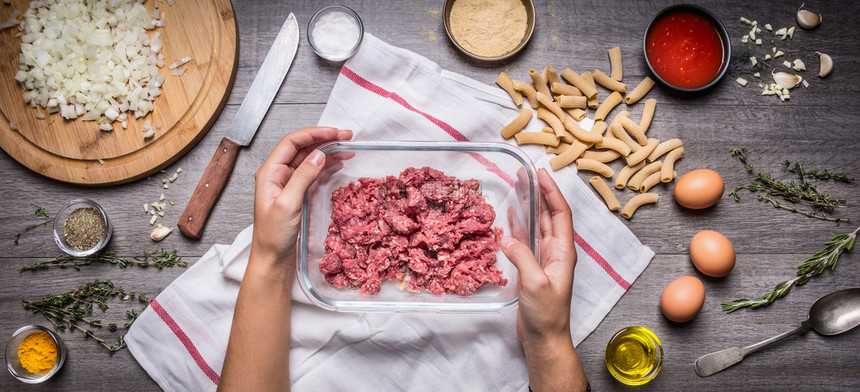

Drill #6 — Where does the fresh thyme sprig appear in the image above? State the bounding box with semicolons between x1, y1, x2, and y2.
721;226;859;313
14;204;55;245
22;280;149;353
782;160;856;183
729;148;850;223
19;249;188;271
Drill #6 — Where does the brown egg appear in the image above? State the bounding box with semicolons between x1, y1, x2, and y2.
690;230;736;277
660;276;705;322
673;169;725;209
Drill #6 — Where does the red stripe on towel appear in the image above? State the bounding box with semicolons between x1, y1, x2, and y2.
340;66;629;290
339;66;514;188
574;232;631;290
151;299;220;385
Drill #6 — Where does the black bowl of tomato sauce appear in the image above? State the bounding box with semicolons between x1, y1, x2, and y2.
644;4;731;92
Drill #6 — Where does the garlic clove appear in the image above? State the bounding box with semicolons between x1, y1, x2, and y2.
772;70;802;90
817;52;833;78
797;6;822;29
151;224;173;241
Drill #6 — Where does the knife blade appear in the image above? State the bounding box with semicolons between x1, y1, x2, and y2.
178;13;299;239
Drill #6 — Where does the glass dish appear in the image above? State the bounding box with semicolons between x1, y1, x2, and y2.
605;326;663;385
5;325;66;384
307;5;364;61
299;141;539;312
52;198;112;257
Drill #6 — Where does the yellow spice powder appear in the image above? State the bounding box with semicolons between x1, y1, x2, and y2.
449;0;528;57
18;331;57;375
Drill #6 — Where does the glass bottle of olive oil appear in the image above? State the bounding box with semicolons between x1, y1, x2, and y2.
605;326;663;385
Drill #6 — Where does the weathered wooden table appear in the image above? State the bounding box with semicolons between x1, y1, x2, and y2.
2;0;858;390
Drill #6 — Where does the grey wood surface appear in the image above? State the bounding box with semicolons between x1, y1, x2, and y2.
2;0;859;390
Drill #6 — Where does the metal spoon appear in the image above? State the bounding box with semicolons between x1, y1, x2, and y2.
695;288;860;377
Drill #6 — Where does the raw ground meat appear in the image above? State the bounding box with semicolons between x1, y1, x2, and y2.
319;167;506;296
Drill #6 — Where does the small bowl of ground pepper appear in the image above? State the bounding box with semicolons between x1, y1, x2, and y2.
5;325;66;384
52;198;112;257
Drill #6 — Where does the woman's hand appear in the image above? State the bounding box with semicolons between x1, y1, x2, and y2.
219;126;351;392
501;168;587;391
251;126;353;264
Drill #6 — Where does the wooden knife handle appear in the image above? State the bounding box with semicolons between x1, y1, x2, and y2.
178;138;241;239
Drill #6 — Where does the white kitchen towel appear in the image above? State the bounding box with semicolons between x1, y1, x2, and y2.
127;34;654;392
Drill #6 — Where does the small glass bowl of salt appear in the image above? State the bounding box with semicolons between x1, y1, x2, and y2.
308;5;364;61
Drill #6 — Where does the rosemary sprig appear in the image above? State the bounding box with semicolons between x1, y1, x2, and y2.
721;226;859;313
22;280;149;353
14;204;55;245
729;148;850;223
20;249;188;272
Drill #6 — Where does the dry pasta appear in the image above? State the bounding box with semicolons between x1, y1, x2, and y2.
529;69;552;99
567;108;587;121
543;65;560;86
610;120;641;153
494;64;686;219
580;71;600;108
593;91;623;121
647;138;682;162
592;69;627;92
549;141;589;170
625;138;659;167
590;176;621;211
551;82;582;96
661;147;685;182
583;149;622;163
557;95;587;109
639;98;657;135
620;193;659;219
619;115;648;145
515;132;560;147
576;158;614;178
640;171;663;193
513;80;539;107
544;126;577;144
560;68;598;99
536;92;566;119
563;116;603;143
615;161;646;189
590;121;608;138
496;72;523;107
537;108;566;137
625;76;655;105
627;161;662;191
596;136;632;155
608;46;622;81
547;141;571;155
500;108;532;139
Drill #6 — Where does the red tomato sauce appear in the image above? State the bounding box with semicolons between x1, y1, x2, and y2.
646;10;724;89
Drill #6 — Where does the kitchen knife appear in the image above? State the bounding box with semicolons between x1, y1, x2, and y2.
178;13;299;239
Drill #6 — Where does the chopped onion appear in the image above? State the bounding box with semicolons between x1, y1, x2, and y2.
16;0;167;128
168;56;191;70
0;9;20;31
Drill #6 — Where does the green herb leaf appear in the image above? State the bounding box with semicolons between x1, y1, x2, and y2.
722;227;859;312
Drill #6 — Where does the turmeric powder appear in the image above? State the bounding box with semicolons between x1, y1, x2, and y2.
17;331;57;374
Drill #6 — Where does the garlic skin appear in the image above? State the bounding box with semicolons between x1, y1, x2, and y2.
151;224;173;241
817;52;833;78
797;7;822;29
772;71;803;90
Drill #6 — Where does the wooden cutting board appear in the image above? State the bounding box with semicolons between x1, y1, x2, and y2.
0;0;237;185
